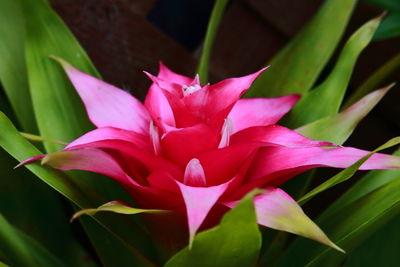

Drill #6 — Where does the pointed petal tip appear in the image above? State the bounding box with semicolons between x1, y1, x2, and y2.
143;70;156;80
14;155;45;169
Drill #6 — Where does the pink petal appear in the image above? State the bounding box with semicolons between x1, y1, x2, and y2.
66;127;150;150
224;188;343;252
196;143;260;185
158;62;193;86
42;148;138;187
144;82;176;131
204;68;268;122
162;89;202;127
230;125;334;148
247;145;400;183
228;95;300;133
15;155;45;168
184;159;206;186
66;139;182;178
60;60;150;134
177;180;230;247
147;170;180;194
161;123;220;166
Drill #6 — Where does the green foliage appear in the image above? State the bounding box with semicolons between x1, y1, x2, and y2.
247;0;357;97
345;53;400;107
362;0;400;40
0;0;36;132
277;173;400;266
0;213;65;267
284;15;381;128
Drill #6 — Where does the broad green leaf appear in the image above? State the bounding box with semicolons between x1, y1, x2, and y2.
0;148;96;266
298;137;400;205
284;16;381;128
374;12;400;40
0;213;65;267
297;85;392;145
277;177;400;267
344;52;400;107
72;200;166;221
344;214;400;266
165;192;261;267
0;111;93;207
0;0;36;132
22;0;97;152
0;261;8;267
247;0;357;97
0;112;155;266
197;0;229;84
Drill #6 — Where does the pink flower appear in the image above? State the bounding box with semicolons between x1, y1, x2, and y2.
24;60;400;251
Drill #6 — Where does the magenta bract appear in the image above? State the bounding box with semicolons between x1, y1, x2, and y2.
25;60;400;250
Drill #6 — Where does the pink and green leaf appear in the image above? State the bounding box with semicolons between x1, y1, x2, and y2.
296;84;393;145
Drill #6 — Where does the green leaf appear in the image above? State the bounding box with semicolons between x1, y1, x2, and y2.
284;15;382;128
0;213;65;267
0;111;93;207
297;84;392;145
0;148;96;266
298;137;400;205
344;214;400;266
247;0;357;97
374;12;400;40
344;52;400;108
0;261;9;267
277;177;400;267
22;0;97;152
72;200;166;221
165;191;262;267
0;112;155;266
197;0;229;84
0;0;36;132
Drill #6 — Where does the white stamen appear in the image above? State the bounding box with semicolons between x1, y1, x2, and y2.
149;121;160;155
182;84;202;96
184;158;206;186
218;118;234;148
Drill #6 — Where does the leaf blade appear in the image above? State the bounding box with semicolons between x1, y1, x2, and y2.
247;0;357;97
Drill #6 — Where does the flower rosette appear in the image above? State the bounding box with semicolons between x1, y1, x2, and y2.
22;60;400;252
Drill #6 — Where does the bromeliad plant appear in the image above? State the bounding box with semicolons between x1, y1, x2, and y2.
0;0;399;266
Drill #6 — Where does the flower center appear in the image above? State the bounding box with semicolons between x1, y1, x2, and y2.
182;84;202;96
